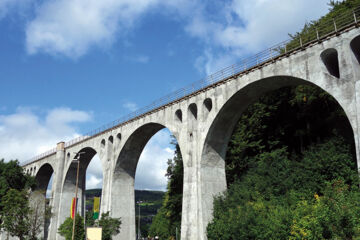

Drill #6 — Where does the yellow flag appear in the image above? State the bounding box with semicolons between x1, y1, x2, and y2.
93;197;100;219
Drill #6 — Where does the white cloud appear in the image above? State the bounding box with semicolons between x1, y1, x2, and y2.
0;107;92;163
24;0;200;58
0;106;104;191
86;154;103;190
4;0;330;66
135;129;175;191
123;102;138;112
86;174;103;189
25;0;161;58
187;0;330;74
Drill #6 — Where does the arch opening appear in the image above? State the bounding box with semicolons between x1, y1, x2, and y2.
350;35;360;64
112;123;183;239
203;98;213;120
175;109;182;122
117;133;122;141
59;147;103;229
201;76;357;238
33;163;54;239
188;103;198;120
320;48;340;78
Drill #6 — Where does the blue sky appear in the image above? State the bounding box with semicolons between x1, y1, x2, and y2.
0;0;331;190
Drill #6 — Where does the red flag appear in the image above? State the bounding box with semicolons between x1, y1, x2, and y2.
70;198;77;219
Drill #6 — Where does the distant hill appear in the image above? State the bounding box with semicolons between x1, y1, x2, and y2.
135;190;165;202
85;188;165;212
85;188;165;202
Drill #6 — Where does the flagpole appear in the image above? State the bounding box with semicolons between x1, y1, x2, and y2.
72;158;80;240
72;152;85;240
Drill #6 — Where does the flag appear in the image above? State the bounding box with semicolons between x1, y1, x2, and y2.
71;197;77;219
93;197;100;220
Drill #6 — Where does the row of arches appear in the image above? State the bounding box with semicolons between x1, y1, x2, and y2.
26;166;36;175
100;133;122;149
175;97;213;122
321;35;360;78
31;78;357;239
28;34;360;240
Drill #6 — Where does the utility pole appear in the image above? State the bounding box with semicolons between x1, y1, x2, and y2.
72;152;85;240
137;201;141;239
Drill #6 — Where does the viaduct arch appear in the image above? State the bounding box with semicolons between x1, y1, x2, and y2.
111;122;182;240
18;24;360;240
199;76;357;233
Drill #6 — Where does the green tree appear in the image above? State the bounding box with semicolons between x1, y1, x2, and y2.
149;208;171;239
208;80;358;239
285;0;360;52
98;212;121;240
0;189;31;240
58;214;85;240
225;85;354;186
0;159;35;223
290;180;360;240
85;210;95;227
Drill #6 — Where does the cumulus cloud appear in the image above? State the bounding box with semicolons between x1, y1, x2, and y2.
24;0;200;58
86;154;103;189
188;0;330;74
135;129;175;191
0;106;106;191
86;172;103;189
5;0;330;67
0;107;92;163
25;0;161;58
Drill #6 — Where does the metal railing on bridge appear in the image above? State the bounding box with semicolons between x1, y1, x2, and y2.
22;6;360;166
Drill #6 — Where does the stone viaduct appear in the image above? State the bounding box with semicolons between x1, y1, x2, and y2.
13;12;360;240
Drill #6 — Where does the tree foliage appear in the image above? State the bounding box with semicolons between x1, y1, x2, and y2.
58;214;85;240
285;0;360;52
0;160;35;218
98;212;122;240
0;189;31;240
85;211;121;240
207;82;359;239
290;180;360;240
0;160;38;239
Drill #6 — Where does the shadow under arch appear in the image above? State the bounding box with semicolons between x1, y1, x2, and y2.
32;163;55;239
58;147;98;227
111;122;182;240
200;75;356;230
34;163;54;193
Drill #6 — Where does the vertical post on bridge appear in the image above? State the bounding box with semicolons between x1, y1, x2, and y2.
354;10;358;25
316;28;320;41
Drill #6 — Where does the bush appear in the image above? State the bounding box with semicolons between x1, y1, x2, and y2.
58;214;85;240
